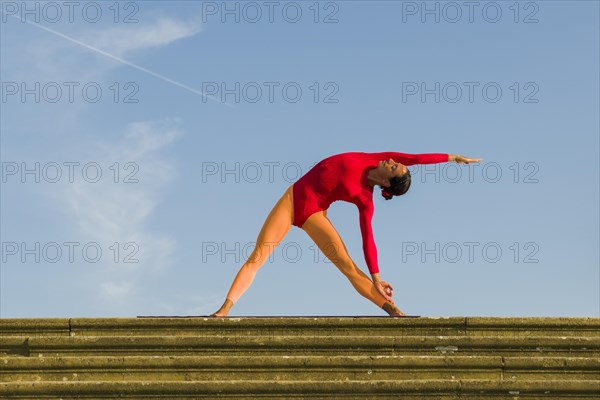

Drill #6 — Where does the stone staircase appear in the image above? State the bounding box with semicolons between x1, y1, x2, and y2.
1;316;599;399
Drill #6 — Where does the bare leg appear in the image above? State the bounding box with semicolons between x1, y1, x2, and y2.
210;185;294;317
302;211;406;316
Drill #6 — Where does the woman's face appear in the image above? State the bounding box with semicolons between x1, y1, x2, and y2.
377;158;408;179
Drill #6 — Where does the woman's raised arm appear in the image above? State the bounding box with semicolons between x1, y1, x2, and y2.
373;152;482;165
373;152;449;166
449;154;483;164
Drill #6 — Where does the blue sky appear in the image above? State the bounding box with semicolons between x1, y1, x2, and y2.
1;0;598;318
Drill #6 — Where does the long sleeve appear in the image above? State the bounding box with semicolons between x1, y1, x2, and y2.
357;201;379;274
373;152;449;166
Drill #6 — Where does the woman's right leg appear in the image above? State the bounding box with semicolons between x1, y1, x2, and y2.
210;185;294;317
301;211;400;314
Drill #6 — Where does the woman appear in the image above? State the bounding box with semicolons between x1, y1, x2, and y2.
209;151;482;317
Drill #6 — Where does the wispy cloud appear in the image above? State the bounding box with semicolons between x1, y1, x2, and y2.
45;118;182;313
61;119;181;241
81;16;203;58
2;10;204;316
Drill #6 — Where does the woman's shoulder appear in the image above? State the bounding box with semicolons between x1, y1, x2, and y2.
349;189;374;208
322;151;371;159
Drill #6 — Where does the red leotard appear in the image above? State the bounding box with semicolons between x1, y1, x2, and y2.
292;151;449;274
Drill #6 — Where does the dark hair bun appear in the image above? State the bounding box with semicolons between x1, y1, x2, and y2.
381;189;393;200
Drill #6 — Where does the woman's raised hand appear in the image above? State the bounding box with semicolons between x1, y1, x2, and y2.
455;155;482;164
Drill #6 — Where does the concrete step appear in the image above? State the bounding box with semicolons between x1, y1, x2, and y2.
2;334;598;357
2;317;599;337
1;379;598;399
2;355;598;382
2;317;598;399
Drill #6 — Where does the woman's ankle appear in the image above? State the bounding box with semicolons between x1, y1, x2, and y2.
220;298;234;313
381;301;400;316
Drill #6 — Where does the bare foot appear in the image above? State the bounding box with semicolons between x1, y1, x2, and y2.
209;312;227;317
209;299;234;317
382;301;407;317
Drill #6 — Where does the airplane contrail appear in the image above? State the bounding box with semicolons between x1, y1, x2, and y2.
2;12;232;107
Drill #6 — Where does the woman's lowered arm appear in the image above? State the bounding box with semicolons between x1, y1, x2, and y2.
357;202;380;276
357;202;394;302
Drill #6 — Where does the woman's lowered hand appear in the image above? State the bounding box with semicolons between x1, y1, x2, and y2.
374;280;394;303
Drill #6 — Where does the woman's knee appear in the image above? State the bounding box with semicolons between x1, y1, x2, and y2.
321;240;349;265
332;253;360;276
303;215;355;273
245;240;277;267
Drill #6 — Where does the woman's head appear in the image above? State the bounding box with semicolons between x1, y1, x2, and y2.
376;158;411;200
381;171;411;200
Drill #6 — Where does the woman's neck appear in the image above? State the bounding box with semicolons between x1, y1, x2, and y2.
366;167;383;188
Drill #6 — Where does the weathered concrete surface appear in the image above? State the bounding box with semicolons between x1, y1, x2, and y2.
1;317;599;399
2;316;599;336
3;355;599;382
2;334;598;358
1;379;598;398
